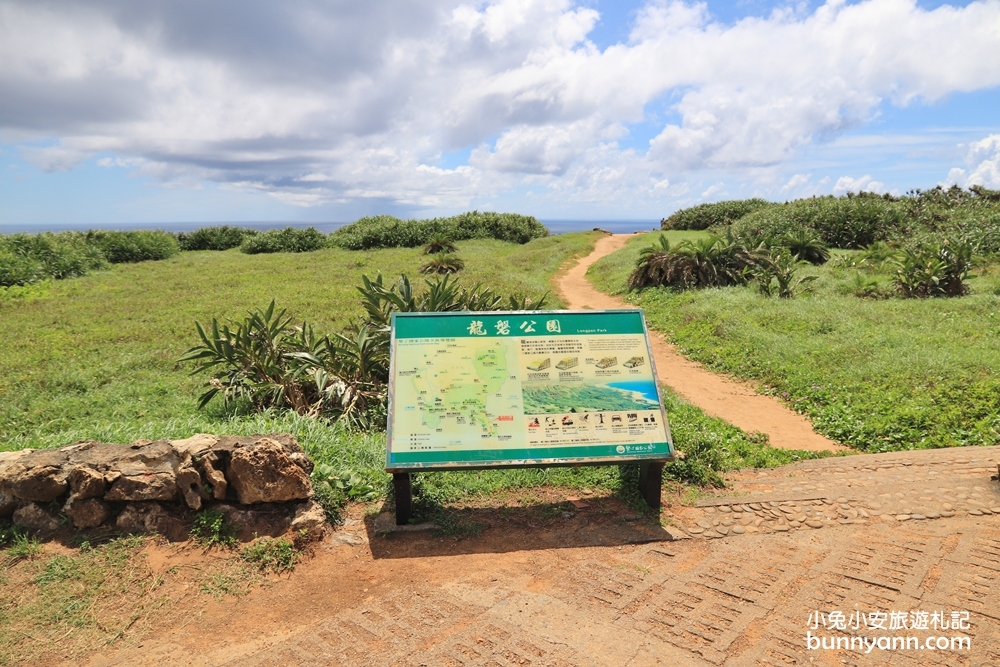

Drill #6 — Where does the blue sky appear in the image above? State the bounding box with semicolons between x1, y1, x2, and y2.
1;0;999;228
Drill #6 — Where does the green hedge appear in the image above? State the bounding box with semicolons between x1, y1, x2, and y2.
239;227;327;254
730;195;908;249
661;199;773;230
0;232;108;287
178;226;259;251
85;230;180;263
328;211;548;250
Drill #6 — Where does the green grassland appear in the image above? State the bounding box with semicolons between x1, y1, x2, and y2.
0;234;595;450
590;232;1000;452
0;227;823;508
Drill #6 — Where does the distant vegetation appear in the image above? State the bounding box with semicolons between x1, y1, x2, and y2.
640;186;1000;300
239;227;327;254
177;225;258;251
327;211;548;250
0;212;550;287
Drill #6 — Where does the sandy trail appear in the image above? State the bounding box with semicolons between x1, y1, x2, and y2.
556;233;847;453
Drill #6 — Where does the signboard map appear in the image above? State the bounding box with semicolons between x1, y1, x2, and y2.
386;310;674;470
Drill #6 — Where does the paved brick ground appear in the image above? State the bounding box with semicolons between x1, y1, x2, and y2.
93;446;1000;667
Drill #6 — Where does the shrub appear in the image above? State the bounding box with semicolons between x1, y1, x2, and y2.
0;232;108;286
731;196;907;249
181;274;547;426
627;235;755;290
85;230;180;263
751;251;816;298
893;241;973;298
328;211;548;250
239;227;327;254
660;198;774;230
419;254;465;274
422;234;457;254
178;226;258;251
781;228;830;265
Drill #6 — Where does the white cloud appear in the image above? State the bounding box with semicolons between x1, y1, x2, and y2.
1;0;999;214
833;174;885;195
946;134;1000;189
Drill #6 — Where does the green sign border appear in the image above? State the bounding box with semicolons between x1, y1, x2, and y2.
385;309;675;471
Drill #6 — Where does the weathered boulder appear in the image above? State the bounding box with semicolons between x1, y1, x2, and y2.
105;472;177;502
115;502;188;541
12;502;60;533
170;434;219;458
64;496;110;529
1;463;69;502
176;464;208;510
290;500;328;538
227;439;312;504
200;453;228;500
69;466;106;499
216;503;293;542
0;490;16;518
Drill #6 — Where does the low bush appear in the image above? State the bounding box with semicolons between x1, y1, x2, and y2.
627;235;754;291
85;230;180;263
328;211;548;250
422;234;457;254
0;232;108;286
752;251;817;298
180;273;548;426
419;254;464;274
893;241;973;298
178;226;259;251
239;227;327;254
660;198;773;230
730;195;907;249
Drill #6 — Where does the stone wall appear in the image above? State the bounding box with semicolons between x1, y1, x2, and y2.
0;434;327;541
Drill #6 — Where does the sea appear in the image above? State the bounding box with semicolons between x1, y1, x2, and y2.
606;380;660;403
0;219;661;235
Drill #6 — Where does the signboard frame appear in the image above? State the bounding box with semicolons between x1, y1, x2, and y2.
385;308;675;523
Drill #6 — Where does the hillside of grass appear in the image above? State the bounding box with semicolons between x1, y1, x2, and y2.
590;231;1000;452
0;235;593;449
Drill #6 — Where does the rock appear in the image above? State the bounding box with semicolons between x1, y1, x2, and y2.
217;503;293;542
330;532;365;546
170;434;219;457
1;463;69;502
291;500;328;536
200;453;228;500
69;466;106;499
12;502;60;533
115;502;189;541
0;490;16;518
105;472;177;502
175;464;208;510
687;526;705;534
227;439;312;504
806;520;823;528
64;496;110;529
731;526;745;534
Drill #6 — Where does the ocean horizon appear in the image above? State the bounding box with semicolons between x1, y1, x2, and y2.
0;219;661;235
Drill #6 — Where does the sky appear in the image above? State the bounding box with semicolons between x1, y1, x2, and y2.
1;0;1000;228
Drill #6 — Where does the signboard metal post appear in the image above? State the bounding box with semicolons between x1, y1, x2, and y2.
387;309;674;525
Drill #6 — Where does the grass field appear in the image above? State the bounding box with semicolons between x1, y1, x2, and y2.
0;228;826;506
0;235;594;449
590;232;1000;452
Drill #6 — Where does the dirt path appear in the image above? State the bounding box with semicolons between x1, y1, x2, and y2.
81;445;1000;667
556;234;846;453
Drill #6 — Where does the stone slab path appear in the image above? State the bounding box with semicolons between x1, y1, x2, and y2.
87;445;1000;667
555;233;846;453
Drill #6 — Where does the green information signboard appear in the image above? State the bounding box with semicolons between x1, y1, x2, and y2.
386;309;674;473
